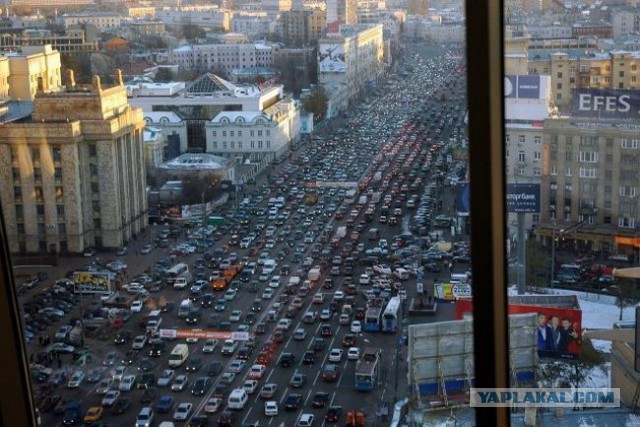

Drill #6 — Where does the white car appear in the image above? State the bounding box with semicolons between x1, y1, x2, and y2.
111;365;126;381
67;370;85;388
320;309;332;320
276;318;291;331
173;402;193;421
96;378;113;395
359;274;371;285
101;389;120;407
269;276;281;288
329;348;343;362
140;245;153;254
243;379;259;394
132;335;147;350
350;320;362;333
171;375;188;391
373;264;392;275
334;291;345;301
202;339;218;353
119;374;136;391
157;369;175;387
248;364;266;380
204;397;223;414
262;288;274;299
224;289;237;301
264;400;279;417
297;413;315;427
347;347;361;361
229;310;242;323
55;325;73;341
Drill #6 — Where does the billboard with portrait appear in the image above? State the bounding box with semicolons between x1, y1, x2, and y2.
455;295;582;360
318;43;346;73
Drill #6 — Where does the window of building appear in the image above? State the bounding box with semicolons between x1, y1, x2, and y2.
621;138;639;149
33;168;42;182
34;187;43;203
251;141;255;149
578;152;598;163
91;182;99;193
266;130;271;136
533;167;541;176
230;131;234;137
557;72;562;78
565;167;572;176
619;217;635;228
565;151;573;161
550;166;557;175
258;130;263;137
238;130;242;137
222;141;228;149
534;136;541;144
250;130;255;137
557;83;562;90
89;164;98;176
222;131;227;137
31;147;39;162
620;71;625;77
258;141;263;149
533;151;541;161
55;187;63;203
230;141;235;149
15;204;23;220
579;167;597;178
518;135;525;143
56;205;64;216
52;147;61;162
620;186;637;197
36;205;44;216
88;143;97;157
94;219;101;230
518;151;525;162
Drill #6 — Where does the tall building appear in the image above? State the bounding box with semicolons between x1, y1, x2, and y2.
0;70;147;254
318;24;384;116
326;0;357;32
171;43;278;73
278;9;326;47
262;0;292;11
3;45;63;101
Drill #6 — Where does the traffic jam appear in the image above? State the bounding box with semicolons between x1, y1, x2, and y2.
26;42;468;427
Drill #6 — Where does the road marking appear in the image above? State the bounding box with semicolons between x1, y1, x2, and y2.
241;406;253;425
304;389;313;406
279;387;289;404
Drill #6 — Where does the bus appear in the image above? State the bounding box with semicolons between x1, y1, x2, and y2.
355;347;382;391
166;263;190;283
382;297;401;333
364;307;383;332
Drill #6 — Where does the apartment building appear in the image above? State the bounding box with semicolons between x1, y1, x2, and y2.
0;70;147;254
231;15;275;39
60;12;122;31
318;24;385;116
528;50;640;109
172;43;279;73
1;45;62;101
0;28;99;55
326;0;358;32
278;9;326;47
155;6;231;31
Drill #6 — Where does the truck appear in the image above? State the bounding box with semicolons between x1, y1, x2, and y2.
308;268;321;282
288;276;301;289
345;189;358;204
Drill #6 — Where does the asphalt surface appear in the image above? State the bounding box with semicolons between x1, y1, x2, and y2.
20;40;469;427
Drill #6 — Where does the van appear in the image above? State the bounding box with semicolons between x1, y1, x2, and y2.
146;310;162;335
263;259;277;275
178;299;193;318
168;344;189;367
227;388;249;410
173;277;188;290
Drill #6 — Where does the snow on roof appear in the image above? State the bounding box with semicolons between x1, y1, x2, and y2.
211;111;268;124
173;45;193;53
144;111;183;123
160;153;230;170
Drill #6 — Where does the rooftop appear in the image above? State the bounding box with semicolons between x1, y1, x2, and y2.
144;111;183;124
160;153;230;170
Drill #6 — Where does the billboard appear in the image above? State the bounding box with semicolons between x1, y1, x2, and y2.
505;75;542;99
572;89;640;119
318;43;346;73
456;296;583;360
434;283;472;301
73;271;113;294
158;329;250;341
506;183;540;213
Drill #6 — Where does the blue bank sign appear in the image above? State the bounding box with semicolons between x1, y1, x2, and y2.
572;89;640;119
505;75;542;99
506;184;540;213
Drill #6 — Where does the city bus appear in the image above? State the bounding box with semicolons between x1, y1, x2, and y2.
355;347;382;391
364;307;383;332
381;296;401;333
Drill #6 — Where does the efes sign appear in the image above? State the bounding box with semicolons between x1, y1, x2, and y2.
572;89;640;119
505;75;542;99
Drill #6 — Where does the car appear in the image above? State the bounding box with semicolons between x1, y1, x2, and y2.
202;339;219;353
157;369;175;387
84;247;97;257
111;365;126;381
215;299;227;312
303;311;317;324
140;245;153;254
329;348;343;362
229;310;242;323
325;406;343;423
155;395;174;413
312;337;326;352
290;372;307;388
191;377;212;395
261;288;274;299
185;357;202;372
264;400;279;416
119;374;136;391
113;330;132;345
339;313;350;325
173;402;193;421
279;352;296;367
83;406;104;423
322;364;339;382
260;383;278;399
130;300;144;313
171;375;188;392
55;325;73;341
110;397;130;415
297;413;315;427
207;360;224;377
311;391;329;408
224;289;237;301
320;309;332;320
204;397;223;414
284;393;303;411
342;334;356;347
293;328;307;340
248;364;266;380
219;372;236;385
121;350;139;366
302;350;316;365
101;389;120;407
312;294;324;304
132;335;147;350
228;359;246;373
135;406;154;427
218;410;236;427
67;370;85;388
243;379;259;394
95;377;113;395
350;320;362;333
347;347;361;360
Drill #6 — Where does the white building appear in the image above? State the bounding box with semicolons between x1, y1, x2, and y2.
60;12;122;31
231;15;276;39
525;24;572;40
611;9;639;39
318;24;384;117
205;98;301;160
144;126;166;170
171;43;279;73
155;6;231;31
143;111;188;155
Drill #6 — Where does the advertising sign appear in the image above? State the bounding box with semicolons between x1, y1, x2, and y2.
456;298;582;360
318;43;346;73
73;271;113;294
506;184;540;213
433;283;472;301
505;75;542;99
572;89;640;119
158;329;250;341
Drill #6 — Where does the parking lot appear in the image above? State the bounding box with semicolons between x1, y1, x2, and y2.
21;41;470;427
